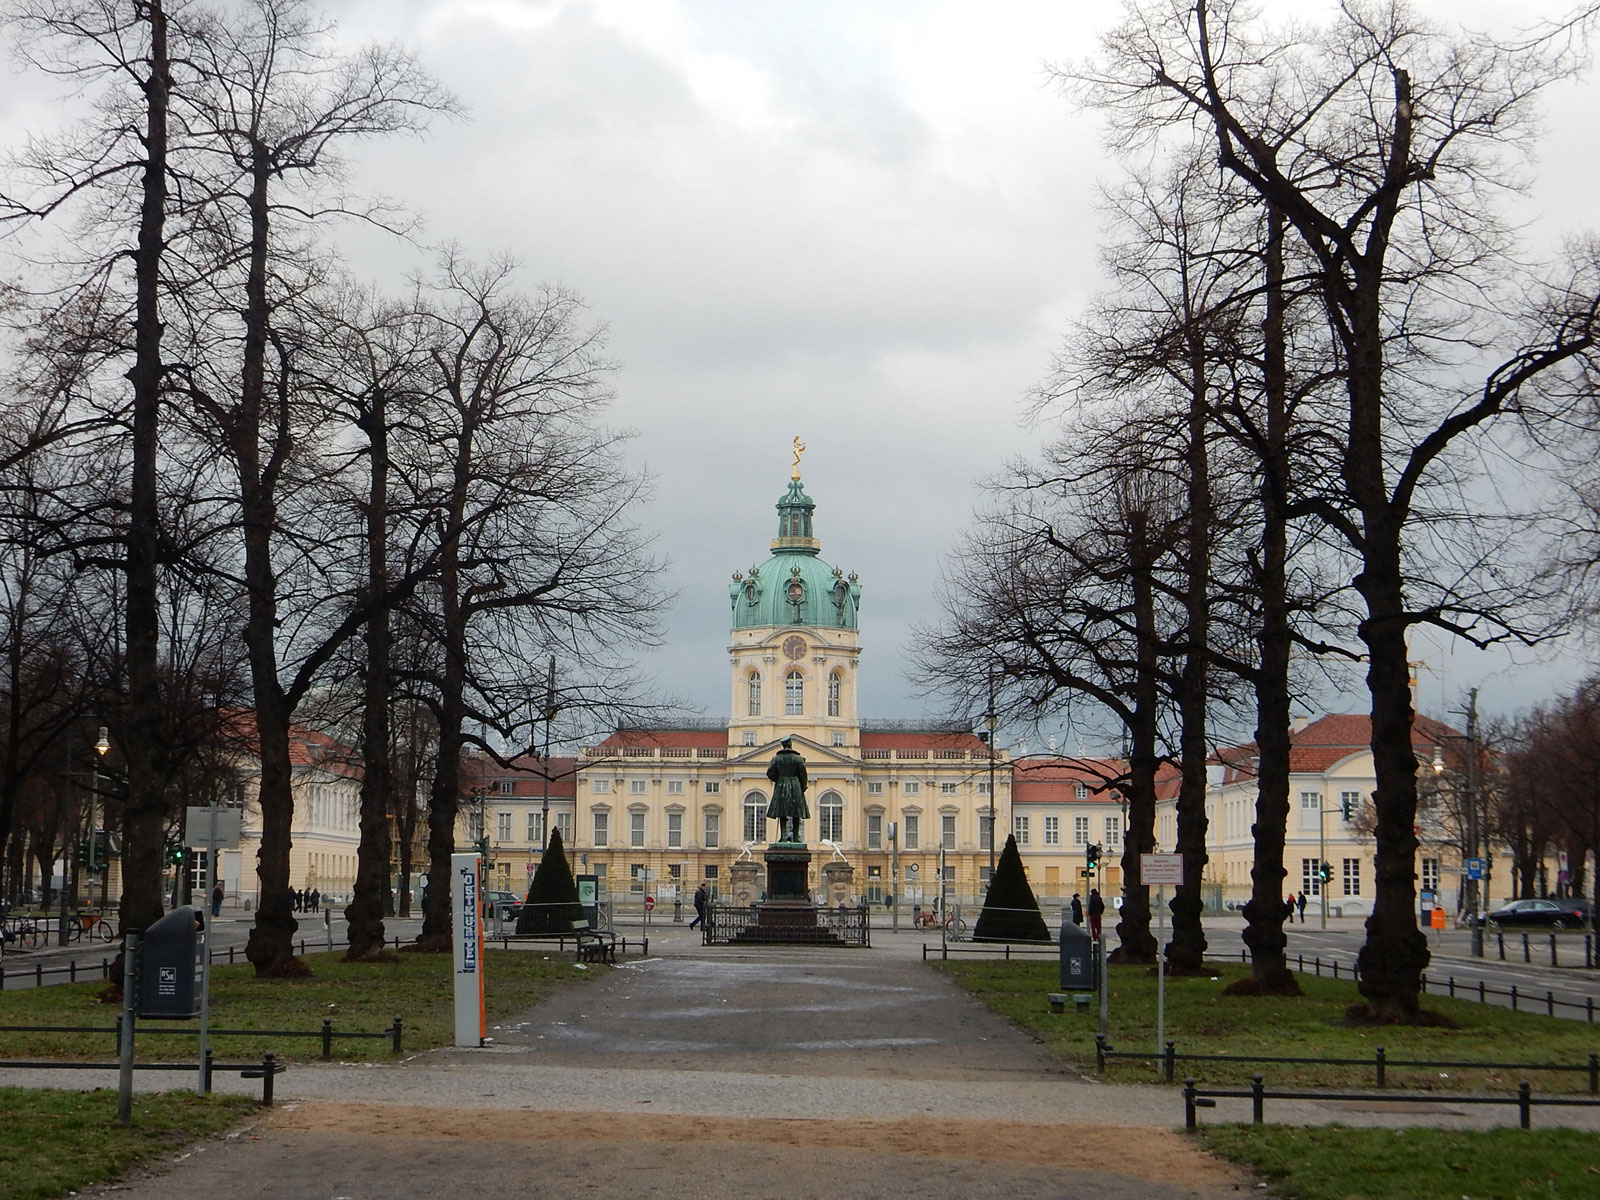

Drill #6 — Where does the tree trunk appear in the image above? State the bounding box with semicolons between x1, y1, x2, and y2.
237;147;300;976
1235;206;1299;995
1168;302;1212;973
119;0;170;941
1112;509;1160;964
345;389;393;960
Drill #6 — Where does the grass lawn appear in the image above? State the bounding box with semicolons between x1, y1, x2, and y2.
934;958;1599;1092
1195;1125;1600;1200
0;946;600;1062
0;1087;257;1200
938;957;1600;1197
0;947;603;1199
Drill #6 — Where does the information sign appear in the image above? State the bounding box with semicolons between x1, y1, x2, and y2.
1140;853;1183;885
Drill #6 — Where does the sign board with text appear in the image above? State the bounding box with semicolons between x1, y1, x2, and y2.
1140;853;1183;886
451;852;485;1047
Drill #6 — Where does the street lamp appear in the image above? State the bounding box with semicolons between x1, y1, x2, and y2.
1433;733;1486;957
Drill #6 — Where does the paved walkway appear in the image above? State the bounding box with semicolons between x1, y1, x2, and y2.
18;924;1600;1199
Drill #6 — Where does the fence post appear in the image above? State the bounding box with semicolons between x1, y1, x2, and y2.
1183;1078;1198;1132
1551;934;1559;968
69;959;76;983
1518;1080;1531;1130
1165;1040;1176;1084
1589;997;1595;1025
204;1047;214;1092
392;1015;403;1054
1511;984;1519;1011
1375;1046;1386;1088
1497;931;1505;960
1589;1052;1598;1095
1448;976;1455;998
1479;980;1486;1004
262;1052;277;1106
35;962;42;987
1548;991;1556;1017
1251;1074;1265;1125
1095;1033;1107;1072
1522;934;1530;963
103;957;111;980
321;1017;332;1060
1314;957;1321;976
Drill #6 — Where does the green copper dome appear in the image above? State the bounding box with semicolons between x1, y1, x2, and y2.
730;479;861;631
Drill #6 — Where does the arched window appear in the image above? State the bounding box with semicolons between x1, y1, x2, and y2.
743;792;768;843
747;671;761;717
827;672;842;717
785;669;804;715
819;791;843;842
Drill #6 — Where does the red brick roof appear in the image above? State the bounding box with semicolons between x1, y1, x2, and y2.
462;754;577;799
217;710;361;779
1216;712;1465;782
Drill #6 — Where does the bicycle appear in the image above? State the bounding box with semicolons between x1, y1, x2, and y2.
913;910;969;939
76;911;116;942
2;912;44;949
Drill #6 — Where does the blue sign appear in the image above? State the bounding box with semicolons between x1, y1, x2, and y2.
1466;858;1484;881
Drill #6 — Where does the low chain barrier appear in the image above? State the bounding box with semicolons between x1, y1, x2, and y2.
1182;1074;1600;1132
0;1014;404;1059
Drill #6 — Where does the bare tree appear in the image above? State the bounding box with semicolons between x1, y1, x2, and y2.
1072;0;1600;1022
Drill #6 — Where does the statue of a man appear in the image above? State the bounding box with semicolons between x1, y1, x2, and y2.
765;736;809;843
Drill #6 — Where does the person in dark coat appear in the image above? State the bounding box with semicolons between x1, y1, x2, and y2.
211;880;224;917
1087;888;1105;940
1070;892;1084;925
689;882;708;930
1283;895;1295;923
1296;891;1308;922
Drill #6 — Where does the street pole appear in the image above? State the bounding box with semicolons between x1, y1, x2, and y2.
1318;794;1329;929
540;654;555;853
889;821;899;933
985;672;998;881
93;727;109;910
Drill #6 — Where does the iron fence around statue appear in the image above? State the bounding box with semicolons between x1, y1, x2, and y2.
703;902;871;947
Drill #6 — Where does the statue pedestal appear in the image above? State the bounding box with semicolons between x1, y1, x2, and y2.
764;844;811;901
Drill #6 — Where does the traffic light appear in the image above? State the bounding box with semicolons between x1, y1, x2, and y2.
1318;860;1332;883
1341;795;1352;821
166;839;185;866
1086;843;1101;870
474;835;493;872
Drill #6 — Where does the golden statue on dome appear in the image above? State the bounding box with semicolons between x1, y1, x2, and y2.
791;435;806;480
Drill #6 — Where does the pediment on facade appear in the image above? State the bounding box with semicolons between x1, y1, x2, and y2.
727;735;857;770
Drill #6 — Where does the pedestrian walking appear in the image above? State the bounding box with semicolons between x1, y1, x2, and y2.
1296;891;1308;922
211;880;224;918
309;887;320;913
689;882;708;930
1069;892;1083;925
1283;894;1295;923
1087;888;1105;940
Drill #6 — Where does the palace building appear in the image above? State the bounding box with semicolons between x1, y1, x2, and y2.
472;462;1010;912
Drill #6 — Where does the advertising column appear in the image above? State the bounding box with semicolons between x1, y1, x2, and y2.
451;852;486;1047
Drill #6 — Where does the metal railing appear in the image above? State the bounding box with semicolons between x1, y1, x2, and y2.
1182;1074;1600;1132
703;902;871;946
0;1014;404;1059
1096;1034;1600;1091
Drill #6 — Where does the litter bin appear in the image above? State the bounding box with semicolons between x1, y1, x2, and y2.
1059;915;1093;991
138;905;205;1020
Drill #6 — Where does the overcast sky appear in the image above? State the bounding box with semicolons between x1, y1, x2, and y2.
12;0;1600;746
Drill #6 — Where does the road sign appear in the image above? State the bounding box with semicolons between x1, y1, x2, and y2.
1466;857;1484;881
644;895;655;912
1140;853;1183;885
184;807;242;848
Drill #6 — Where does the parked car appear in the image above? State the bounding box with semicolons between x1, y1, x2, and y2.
1479;898;1590;929
482;890;523;922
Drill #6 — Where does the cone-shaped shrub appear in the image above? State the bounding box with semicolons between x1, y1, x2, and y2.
972;833;1051;943
516;827;585;934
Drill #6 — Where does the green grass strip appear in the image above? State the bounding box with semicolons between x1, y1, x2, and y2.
1196;1124;1600;1200
0;1087;255;1200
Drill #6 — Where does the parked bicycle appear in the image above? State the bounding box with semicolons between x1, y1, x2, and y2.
914;909;969;939
1;911;44;949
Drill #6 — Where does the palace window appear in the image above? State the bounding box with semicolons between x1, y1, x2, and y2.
526;812;543;843
866;781;883;796
557;813;572;843
630;779;647;795
940;782;958;796
630;811;646;848
785;670;804;715
667;812;683;849
819;792;842;842
704;781;721;794
1074;782;1087;800
828;673;841;716
743;730;757;746
496;812;511;842
903;814;919;850
667;780;684;795
747;672;761;717
1421;857;1440;894
1013;815;1030;846
903;781;920;796
1073;815;1089;847
1105;814;1122;847
744;795;767;843
1043;815;1060;846
1342;857;1360;896
591;778;611;794
703;811;720;848
1302;857;1322;897
942;814;957;850
592;811;609;847
867;813;883;850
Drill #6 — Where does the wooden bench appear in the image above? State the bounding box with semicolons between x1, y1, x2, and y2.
571;919;616;964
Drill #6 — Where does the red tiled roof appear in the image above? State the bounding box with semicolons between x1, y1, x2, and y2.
591;729;729;751
217;710;361;779
860;731;989;751
462;754;578;799
1215;712;1465;781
